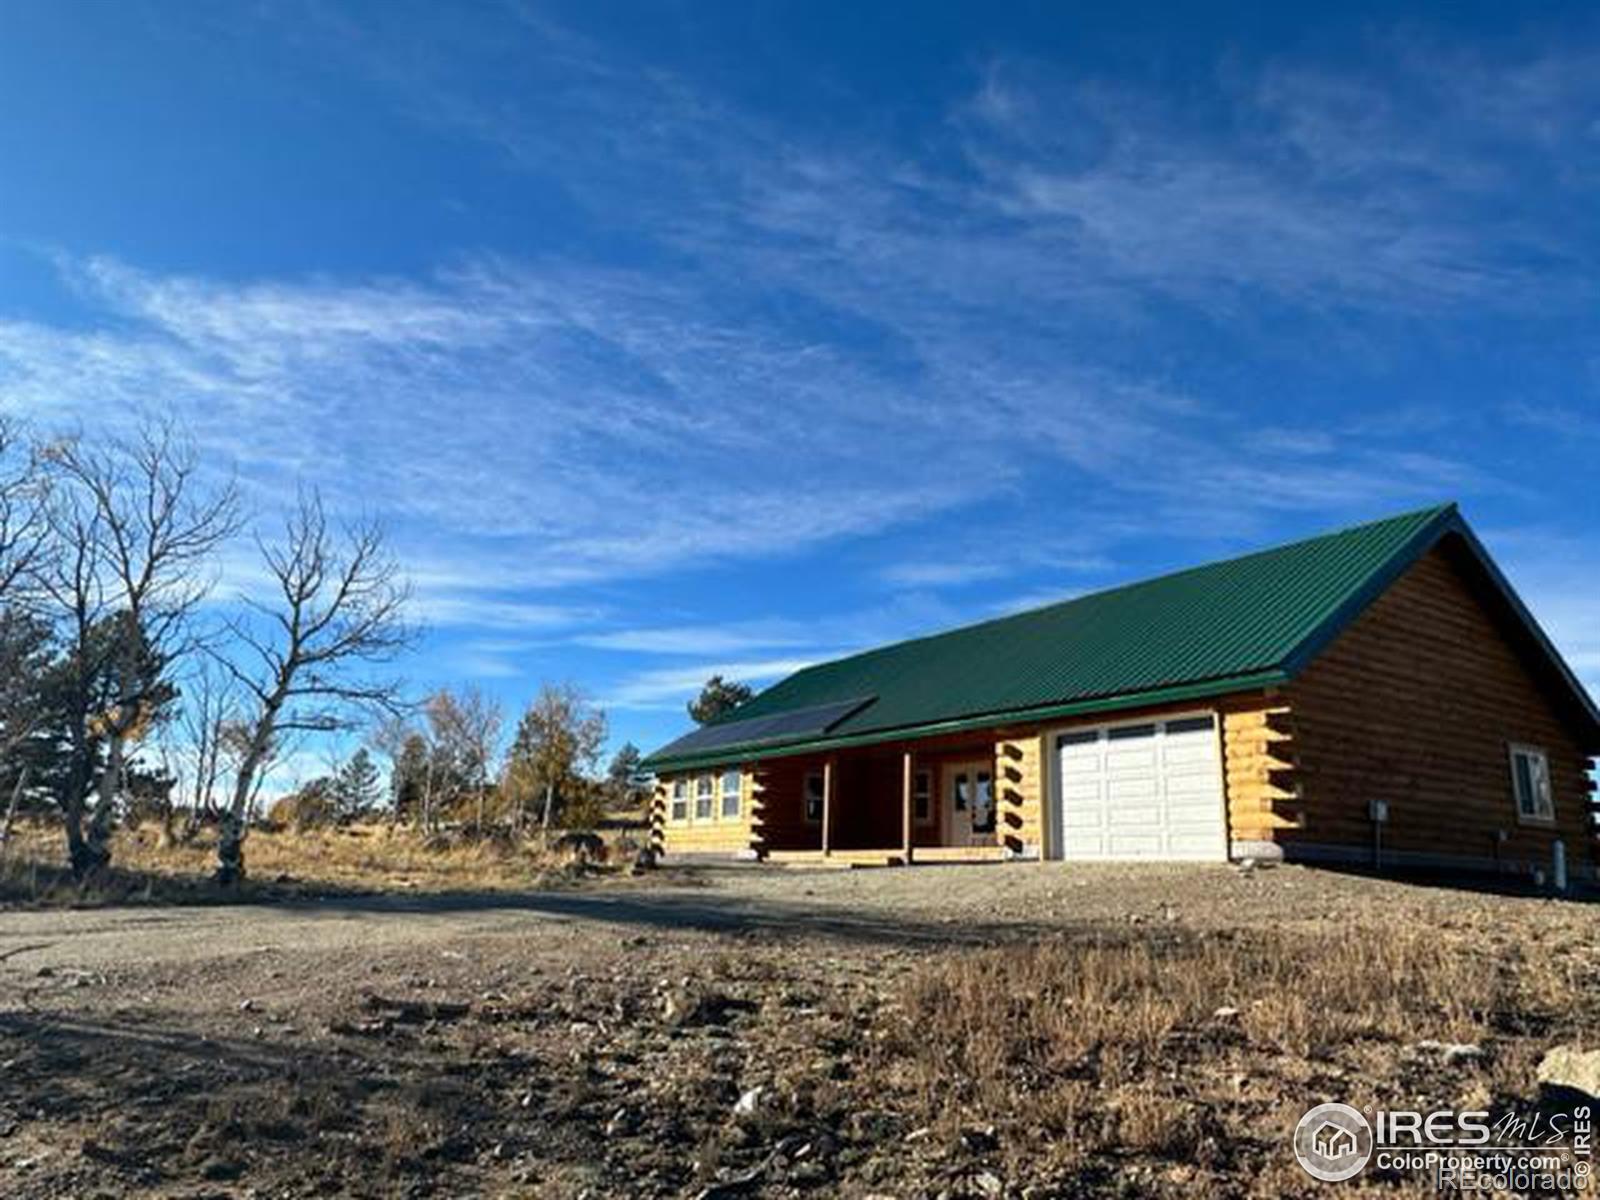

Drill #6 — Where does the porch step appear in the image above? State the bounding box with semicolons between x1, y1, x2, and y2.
762;846;1008;868
909;845;1007;863
765;849;906;869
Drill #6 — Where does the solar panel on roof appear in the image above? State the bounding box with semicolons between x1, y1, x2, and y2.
654;696;875;758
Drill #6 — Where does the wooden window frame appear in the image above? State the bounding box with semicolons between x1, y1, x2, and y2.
912;769;934;825
1508;743;1555;825
694;774;715;821
720;768;741;820
669;779;688;824
803;770;824;824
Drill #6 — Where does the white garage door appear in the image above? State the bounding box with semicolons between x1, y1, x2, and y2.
1056;714;1225;861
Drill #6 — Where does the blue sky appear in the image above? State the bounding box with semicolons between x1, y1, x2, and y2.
2;1;1598;774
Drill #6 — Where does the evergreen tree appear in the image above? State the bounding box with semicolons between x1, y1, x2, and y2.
0;607;58;812
390;733;430;823
606;742;649;806
687;675;753;725
332;747;383;819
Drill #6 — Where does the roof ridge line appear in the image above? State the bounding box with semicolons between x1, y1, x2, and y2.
778;501;1458;679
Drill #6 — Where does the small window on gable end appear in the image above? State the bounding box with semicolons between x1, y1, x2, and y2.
670;779;688;823
695;775;714;820
721;769;741;819
803;771;824;823
1509;745;1555;824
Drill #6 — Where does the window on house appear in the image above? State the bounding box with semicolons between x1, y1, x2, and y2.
670;779;688;823
695;774;715;820
913;770;932;823
721;769;741;819
1108;723;1158;741
971;770;995;833
803;771;824;823
1509;745;1555;823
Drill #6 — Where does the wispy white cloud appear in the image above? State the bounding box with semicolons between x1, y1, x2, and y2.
989;587;1085;616
601;657;820;710
576;622;813;657
877;560;1012;589
1502;399;1600;440
6;9;1597;715
406;592;598;632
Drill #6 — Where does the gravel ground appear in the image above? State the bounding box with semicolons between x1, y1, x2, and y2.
3;859;1584;972
0;862;1596;1198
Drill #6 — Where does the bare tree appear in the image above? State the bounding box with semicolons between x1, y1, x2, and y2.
173;660;241;842
0;416;49;604
36;421;241;877
216;491;410;883
0;420;51;830
425;687;504;834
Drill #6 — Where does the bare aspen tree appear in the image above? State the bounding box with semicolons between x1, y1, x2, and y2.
425;687;504;834
37;422;240;877
0;416;49;604
174;661;240;842
0;420;52;832
217;491;410;883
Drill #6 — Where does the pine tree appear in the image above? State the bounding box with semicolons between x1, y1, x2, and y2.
687;675;753;725
606;742;648;806
390;733;430;823
332;747;383;820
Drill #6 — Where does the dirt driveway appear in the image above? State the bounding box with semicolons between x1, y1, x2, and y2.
2;859;1574;972
1;863;1596;1198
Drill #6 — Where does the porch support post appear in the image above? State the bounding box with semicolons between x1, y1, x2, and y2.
821;756;834;857
901;749;914;866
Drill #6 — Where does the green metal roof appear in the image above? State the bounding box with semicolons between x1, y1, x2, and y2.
645;503;1600;769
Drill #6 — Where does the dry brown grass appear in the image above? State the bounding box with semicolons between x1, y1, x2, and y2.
0;817;637;904
876;925;1582;1181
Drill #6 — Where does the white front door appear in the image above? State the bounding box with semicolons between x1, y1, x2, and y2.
943;760;997;848
1056;714;1225;860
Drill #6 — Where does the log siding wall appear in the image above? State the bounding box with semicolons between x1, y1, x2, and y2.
652;767;757;857
1279;547;1596;876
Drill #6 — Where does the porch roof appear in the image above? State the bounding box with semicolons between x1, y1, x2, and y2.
645;503;1600;771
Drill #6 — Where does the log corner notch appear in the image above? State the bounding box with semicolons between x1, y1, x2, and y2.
995;734;1042;857
649;779;668;860
1223;704;1303;840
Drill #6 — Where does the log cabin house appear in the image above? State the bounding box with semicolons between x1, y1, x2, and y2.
642;505;1599;881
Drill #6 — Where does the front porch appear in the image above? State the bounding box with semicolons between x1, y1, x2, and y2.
680;727;1046;865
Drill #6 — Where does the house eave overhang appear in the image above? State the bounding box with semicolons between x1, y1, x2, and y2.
642;668;1289;774
1276;506;1600;751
